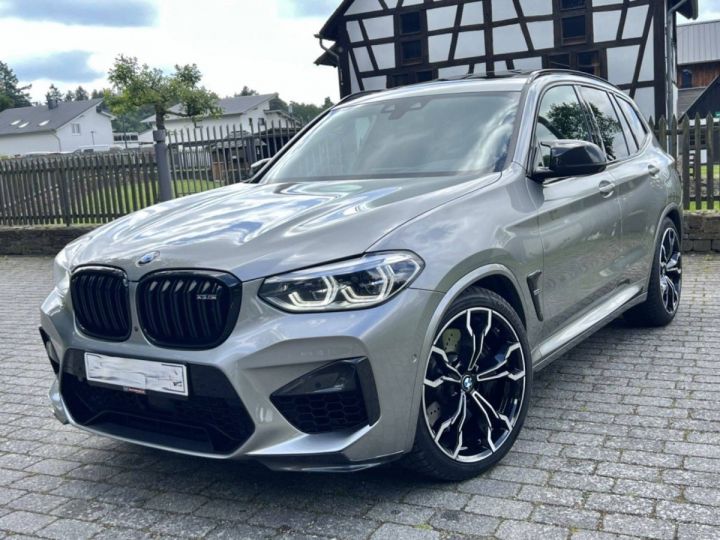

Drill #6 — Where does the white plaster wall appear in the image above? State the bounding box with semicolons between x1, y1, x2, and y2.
364;15;394;39
427;5;457;31
454;30;484;60
594;10;622;42
493;24;526;55
461;1;483;26
607;45;641;86
0;133;59;157
55;110;114;152
527;21;554;50
373;43;396;69
429;33;454;62
622;5;649;40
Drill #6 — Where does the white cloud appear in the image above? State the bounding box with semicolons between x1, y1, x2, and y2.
1;0;339;105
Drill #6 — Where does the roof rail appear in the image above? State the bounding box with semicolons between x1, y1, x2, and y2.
436;69;534;82
527;68;615;87
335;90;381;106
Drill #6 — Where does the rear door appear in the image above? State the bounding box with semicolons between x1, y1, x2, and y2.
530;85;623;337
610;95;673;286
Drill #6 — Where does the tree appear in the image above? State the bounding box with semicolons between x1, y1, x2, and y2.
74;86;89;101
288;97;335;124
0;61;32;112
64;90;74;102
107;55;220;131
90;89;103;99
106;55;220;201
237;86;258;96
45;84;62;107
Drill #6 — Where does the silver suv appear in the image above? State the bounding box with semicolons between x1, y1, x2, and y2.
41;70;682;480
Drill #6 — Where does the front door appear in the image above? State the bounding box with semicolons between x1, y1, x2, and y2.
528;85;623;337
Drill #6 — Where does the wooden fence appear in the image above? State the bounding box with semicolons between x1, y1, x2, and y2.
0;114;718;227
0;120;301;226
649;114;720;211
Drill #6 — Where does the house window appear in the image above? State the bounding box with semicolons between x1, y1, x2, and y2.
577;51;601;76
545;50;604;77
388;69;437;88
71;123;81;135
548;53;571;70
400;11;422;35
401;40;423;65
560;0;585;9
681;69;693;88
562;15;586;44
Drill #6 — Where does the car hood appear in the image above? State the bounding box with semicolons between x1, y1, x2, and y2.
69;175;499;281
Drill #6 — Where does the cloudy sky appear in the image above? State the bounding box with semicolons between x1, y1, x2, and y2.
0;0;340;105
2;0;719;105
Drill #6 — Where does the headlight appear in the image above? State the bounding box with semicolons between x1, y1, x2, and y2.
53;248;71;296
259;252;424;312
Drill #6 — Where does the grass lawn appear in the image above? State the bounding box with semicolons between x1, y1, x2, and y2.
688;200;720;211
83;179;220;215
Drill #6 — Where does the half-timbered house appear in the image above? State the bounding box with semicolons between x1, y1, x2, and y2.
315;0;699;120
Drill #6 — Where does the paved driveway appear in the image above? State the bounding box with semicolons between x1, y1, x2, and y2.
0;255;719;540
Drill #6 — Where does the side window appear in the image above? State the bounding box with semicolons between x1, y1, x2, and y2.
612;96;639;154
615;97;649;147
534;85;592;168
579;87;629;161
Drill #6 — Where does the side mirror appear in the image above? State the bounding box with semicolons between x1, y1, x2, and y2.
534;140;607;180
249;157;271;178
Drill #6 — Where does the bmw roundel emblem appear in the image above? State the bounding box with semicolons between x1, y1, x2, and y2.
137;251;160;266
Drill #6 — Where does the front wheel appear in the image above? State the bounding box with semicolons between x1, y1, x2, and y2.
624;218;682;327
403;288;532;481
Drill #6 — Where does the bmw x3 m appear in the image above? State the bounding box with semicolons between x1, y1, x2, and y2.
41;70;682;480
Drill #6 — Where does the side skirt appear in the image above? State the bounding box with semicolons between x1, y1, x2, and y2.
532;284;647;372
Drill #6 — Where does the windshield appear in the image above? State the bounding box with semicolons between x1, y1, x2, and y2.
264;92;520;182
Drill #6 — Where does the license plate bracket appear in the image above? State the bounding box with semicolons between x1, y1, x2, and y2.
84;353;188;397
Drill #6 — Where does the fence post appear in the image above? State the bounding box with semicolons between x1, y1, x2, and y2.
154;129;174;202
681;116;690;210
658;117;667;152
56;158;72;226
707;113;715;211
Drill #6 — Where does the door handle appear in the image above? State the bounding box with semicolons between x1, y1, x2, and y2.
598;180;615;197
648;164;661;178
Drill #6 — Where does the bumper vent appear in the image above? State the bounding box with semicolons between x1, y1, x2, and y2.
61;350;254;454
137;270;242;349
70;267;131;342
271;359;379;434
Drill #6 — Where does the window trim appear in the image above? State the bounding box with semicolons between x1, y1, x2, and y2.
613;94;651;152
527;82;597;177
577;84;632;162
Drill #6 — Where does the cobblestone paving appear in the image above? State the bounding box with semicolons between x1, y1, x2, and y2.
0;254;719;540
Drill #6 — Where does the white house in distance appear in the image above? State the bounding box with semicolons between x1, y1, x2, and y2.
138;94;298;142
0;98;114;157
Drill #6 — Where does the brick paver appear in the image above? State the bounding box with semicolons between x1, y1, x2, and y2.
0;254;718;539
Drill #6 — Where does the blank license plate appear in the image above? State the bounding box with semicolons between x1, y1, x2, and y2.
84;353;188;396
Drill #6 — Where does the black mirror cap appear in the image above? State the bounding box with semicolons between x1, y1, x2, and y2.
535;140;607;180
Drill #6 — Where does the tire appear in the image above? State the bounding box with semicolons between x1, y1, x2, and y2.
624;218;682;327
403;287;532;481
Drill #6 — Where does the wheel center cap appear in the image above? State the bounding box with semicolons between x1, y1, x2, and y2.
461;375;474;393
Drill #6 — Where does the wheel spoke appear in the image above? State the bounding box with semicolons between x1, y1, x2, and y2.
469;391;496;453
434;391;465;443
424;375;461;388
667;278;679;311
452;394;467;459
475;342;521;379
472;390;512;431
666;252;681;274
467;310;492;372
431;346;462;379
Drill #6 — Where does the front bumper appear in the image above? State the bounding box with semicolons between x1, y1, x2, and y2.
41;278;441;471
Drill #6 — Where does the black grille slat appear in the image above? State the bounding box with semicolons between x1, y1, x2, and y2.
70;268;131;342
137;271;241;350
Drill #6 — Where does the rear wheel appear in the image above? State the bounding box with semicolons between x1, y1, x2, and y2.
404;288;531;481
625;218;682;327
